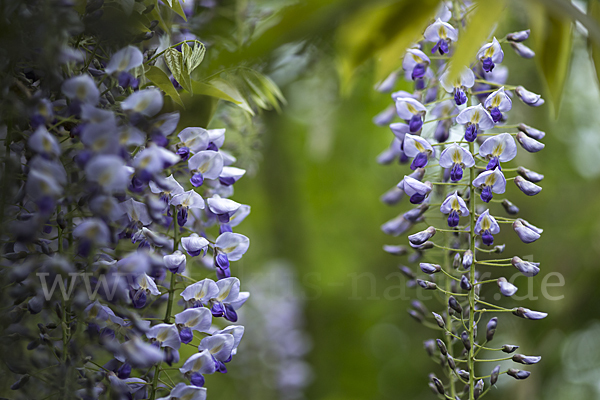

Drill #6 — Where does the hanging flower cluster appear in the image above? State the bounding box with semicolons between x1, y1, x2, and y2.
376;2;546;399
0;2;258;400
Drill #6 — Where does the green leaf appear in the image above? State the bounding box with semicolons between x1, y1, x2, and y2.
446;0;506;83
145;66;184;108
206;78;255;115
192;81;242;104
529;4;572;118
588;0;600;89
164;48;192;93
165;0;187;21
182;41;206;73
336;0;440;91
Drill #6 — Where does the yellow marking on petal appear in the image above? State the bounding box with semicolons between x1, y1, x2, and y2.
210;342;224;355
415;141;425;152
451;197;460;211
407;104;417;114
492;95;502;108
134;98;151;113
438;26;447;39
451;148;462;164
492;143;504;157
98;171;112;186
484;173;497;186
481;216;491;231
187;316;200;327
76;85;88;100
484;46;495;58
470;111;481;124
412;54;423;63
118;56;130;72
193;356;208;372
157;330;169;343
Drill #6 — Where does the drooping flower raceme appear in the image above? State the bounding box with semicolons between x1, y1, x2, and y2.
375;8;548;399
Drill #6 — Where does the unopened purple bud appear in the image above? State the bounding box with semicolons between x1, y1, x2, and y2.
512;354;541;365
448;296;463;314
411;300;429;315
432;377;445;395
404;204;429;222
514;176;542;196
498;277;518;296
490;364;501;385
453;253;461;269
474;379;484;399
486;317;498;341
511;42;535;58
460;275;471;291
424;339;436;356
511;256;540;277
462;250;473;270
507;368;531;380
409;310;424;322
457;369;470;381
454;88;467;106
518;123;545;140
481;185;493;203
502;344;519;353
513;307;548;320
179;327;193;344
447;355;456;370
384;245;408;256
190;172;204;187
517;166;544;182
493;244;505;253
507;29;530;42
432;312;445;328
420;263;441;274
409;226;436;245
516;132;545;153
465;124;478;142
190;372;205;387
434;120;450;142
409;114;423;132
417;279;437;290
399;265;415;279
461;331;471;350
482;57;495;73
515;86;544;107
381;186;404;205
502;199;519;215
410;241;434;250
436;338;447;355
513;219;542;243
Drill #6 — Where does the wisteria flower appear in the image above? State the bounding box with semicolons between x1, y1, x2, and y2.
400;176;432;204
440;66;475;105
516;132;545;152
395;97;426;132
156;383;207;400
146;323;181;350
171;190;205;226
177;127;210;160
403;134;433;170
181;234;210;257
62;75;100;105
456;104;494;142
511;42;535;59
174;308;212;344
473;168;506;202
73;218;111;256
28;126;61;157
475;209;500;246
106;46;143;88
402;49;430;80
497;277;518;296
213;232;250;278
207;196;241;223
150;174;185;204
188;150;224;187
439;144;475;181
214;325;245;356
209;277;248;322
85;155;132;193
477;37;504;73
440;191;469;227
181;279;219;307
119;337;164;368
424;18;458;55
180;350;217;385
164;251;187;274
133;145;180;182
122;88;163;117
513;218;542;243
219;166;246;186
515;86;544;107
484;87;512;122
131;273;161;308
478;133;517;170
512;256;540;277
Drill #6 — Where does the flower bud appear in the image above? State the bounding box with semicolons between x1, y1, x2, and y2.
513;219;542;243
474;379;484;399
515;86;545;107
424;339;436;356
460;275;471;291
517;166;544;182
516;132;545;153
383;245;408;256
447;355;456;370
453;253;461;269
436;338;448;355
512;354;542;365
511;256;540;277
493;244;505;253
409;226;436;245
502;344;519;353
410;241;434;250
381;186;404;205
501;199;519;215
486;317;498;341
511;42;535;58
513;307;548;320
462;250;473;270
507;29;530;42
457;369;470;381
417;279;437;290
432;312;446;328
514;176;542;196
432;377;445;395
399;265;415;279
381;215;413;236
403;204;429;222
10;374;30;390
490;364;501;385
420;263;441;274
448;296;463;314
497;277;518;296
408;310;424;322
518;123;545;140
507;368;531;380
411;300;429;316
461;331;471;350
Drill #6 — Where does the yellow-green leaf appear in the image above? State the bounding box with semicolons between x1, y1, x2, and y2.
182;41;206;73
164;48;192;93
446;0;506;83
207;78;255;115
588;0;600;89
145;66;184;108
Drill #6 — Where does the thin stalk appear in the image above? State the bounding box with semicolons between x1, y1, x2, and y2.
468;141;476;400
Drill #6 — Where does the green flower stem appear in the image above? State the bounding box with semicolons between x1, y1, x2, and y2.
468;140;476;400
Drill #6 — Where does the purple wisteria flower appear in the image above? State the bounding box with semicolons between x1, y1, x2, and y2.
484;87;512;122
477;37;504;73
403;49;431;80
424;18;458;55
475;209;500;246
439;144;475;181
440;191;469;227
456;104;494;142
440;66;475;105
395;97;426;132
400;176;432;204
403;134;434;170
175;308;212;344
478;132;517;170
473;168;506;203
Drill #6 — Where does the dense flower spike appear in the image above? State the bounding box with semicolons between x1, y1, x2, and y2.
375;10;548;396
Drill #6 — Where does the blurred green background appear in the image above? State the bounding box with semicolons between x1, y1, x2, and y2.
173;0;600;399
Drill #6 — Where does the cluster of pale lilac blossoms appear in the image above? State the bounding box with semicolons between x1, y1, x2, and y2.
6;41;251;400
375;3;547;399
